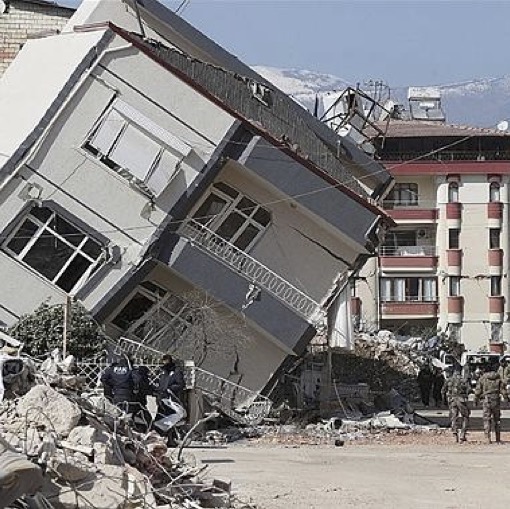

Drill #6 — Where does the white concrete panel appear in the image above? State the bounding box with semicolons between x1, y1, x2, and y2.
0;30;107;169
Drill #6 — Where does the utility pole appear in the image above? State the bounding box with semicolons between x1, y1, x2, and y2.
63;295;72;359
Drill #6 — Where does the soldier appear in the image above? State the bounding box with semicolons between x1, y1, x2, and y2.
474;364;509;444
498;357;510;389
442;365;470;442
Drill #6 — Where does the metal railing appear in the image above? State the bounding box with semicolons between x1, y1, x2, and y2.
380;151;510;162
379;245;437;256
178;218;325;325
380;296;438;303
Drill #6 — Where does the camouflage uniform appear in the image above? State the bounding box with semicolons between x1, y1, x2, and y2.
442;373;470;442
498;363;510;386
474;370;509;443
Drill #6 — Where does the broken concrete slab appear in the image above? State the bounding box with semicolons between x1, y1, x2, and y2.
0;435;43;509
17;385;81;436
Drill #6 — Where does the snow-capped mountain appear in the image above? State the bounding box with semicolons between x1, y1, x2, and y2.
253;66;510;129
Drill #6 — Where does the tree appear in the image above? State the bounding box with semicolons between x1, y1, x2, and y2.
8;301;107;359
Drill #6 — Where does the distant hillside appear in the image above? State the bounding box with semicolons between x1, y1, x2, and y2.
253;66;510;129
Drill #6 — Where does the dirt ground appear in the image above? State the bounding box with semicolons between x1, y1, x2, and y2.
192;432;510;509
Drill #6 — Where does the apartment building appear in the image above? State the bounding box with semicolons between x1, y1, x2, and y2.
355;120;510;352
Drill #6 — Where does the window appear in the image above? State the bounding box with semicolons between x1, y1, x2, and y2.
112;282;192;345
380;277;436;302
448;323;461;342
491;276;502;297
192;182;271;250
448;182;459;203
384;183;418;207
489;228;501;249
448;229;460;249
84;100;191;196
3;206;105;293
490;182;500;203
449;276;460;297
491;323;503;343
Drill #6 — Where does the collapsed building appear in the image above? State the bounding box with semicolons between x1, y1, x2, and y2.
0;0;394;403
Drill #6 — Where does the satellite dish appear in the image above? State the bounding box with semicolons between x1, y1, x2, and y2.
497;120;509;132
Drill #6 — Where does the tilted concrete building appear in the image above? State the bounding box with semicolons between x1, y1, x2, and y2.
0;0;393;395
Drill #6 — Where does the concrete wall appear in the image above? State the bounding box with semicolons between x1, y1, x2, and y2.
0;0;72;77
215;163;359;304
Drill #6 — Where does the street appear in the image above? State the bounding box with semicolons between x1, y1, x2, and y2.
193;439;510;509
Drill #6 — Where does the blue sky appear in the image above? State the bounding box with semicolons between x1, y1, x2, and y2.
70;1;510;87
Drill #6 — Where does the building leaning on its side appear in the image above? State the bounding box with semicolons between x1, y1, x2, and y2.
355;100;510;352
0;0;74;77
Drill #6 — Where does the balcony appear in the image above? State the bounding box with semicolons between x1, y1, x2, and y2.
381;299;438;317
178;218;324;325
379;245;437;270
487;202;503;220
446;202;462;220
386;208;438;222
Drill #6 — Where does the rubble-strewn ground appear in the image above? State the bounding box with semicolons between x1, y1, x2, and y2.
194;437;510;509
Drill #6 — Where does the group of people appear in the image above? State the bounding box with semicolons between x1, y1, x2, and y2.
100;353;186;445
417;364;445;407
419;358;510;444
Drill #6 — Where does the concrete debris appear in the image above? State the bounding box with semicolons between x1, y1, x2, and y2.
16;385;82;436
1;381;241;509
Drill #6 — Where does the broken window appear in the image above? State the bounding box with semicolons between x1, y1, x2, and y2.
84;100;191;196
192;182;271;250
3;206;105;293
112;282;191;346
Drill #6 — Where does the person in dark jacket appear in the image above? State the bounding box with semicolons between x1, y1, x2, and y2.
130;361;154;432
417;363;433;407
432;367;445;407
101;355;140;414
153;354;186;444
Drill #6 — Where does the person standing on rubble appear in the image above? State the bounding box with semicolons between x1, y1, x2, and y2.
101;354;140;414
474;364;509;444
153;354;186;446
417;363;433;407
442;365;470;442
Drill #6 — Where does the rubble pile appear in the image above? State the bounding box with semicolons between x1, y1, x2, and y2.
0;384;246;509
253;412;441;447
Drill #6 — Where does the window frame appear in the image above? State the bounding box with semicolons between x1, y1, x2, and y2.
380;276;437;302
84;99;191;197
448;228;460;250
2;205;107;294
448;323;461;342
449;276;461;297
385;183;419;207
191;182;271;251
448;182;459;203
489;228;501;249
491;275;502;297
489;182;500;203
111;282;192;344
491;322;503;343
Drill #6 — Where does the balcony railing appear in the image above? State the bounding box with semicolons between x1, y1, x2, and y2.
178;218;325;325
379;151;510;162
379;245;436;256
381;297;438;303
